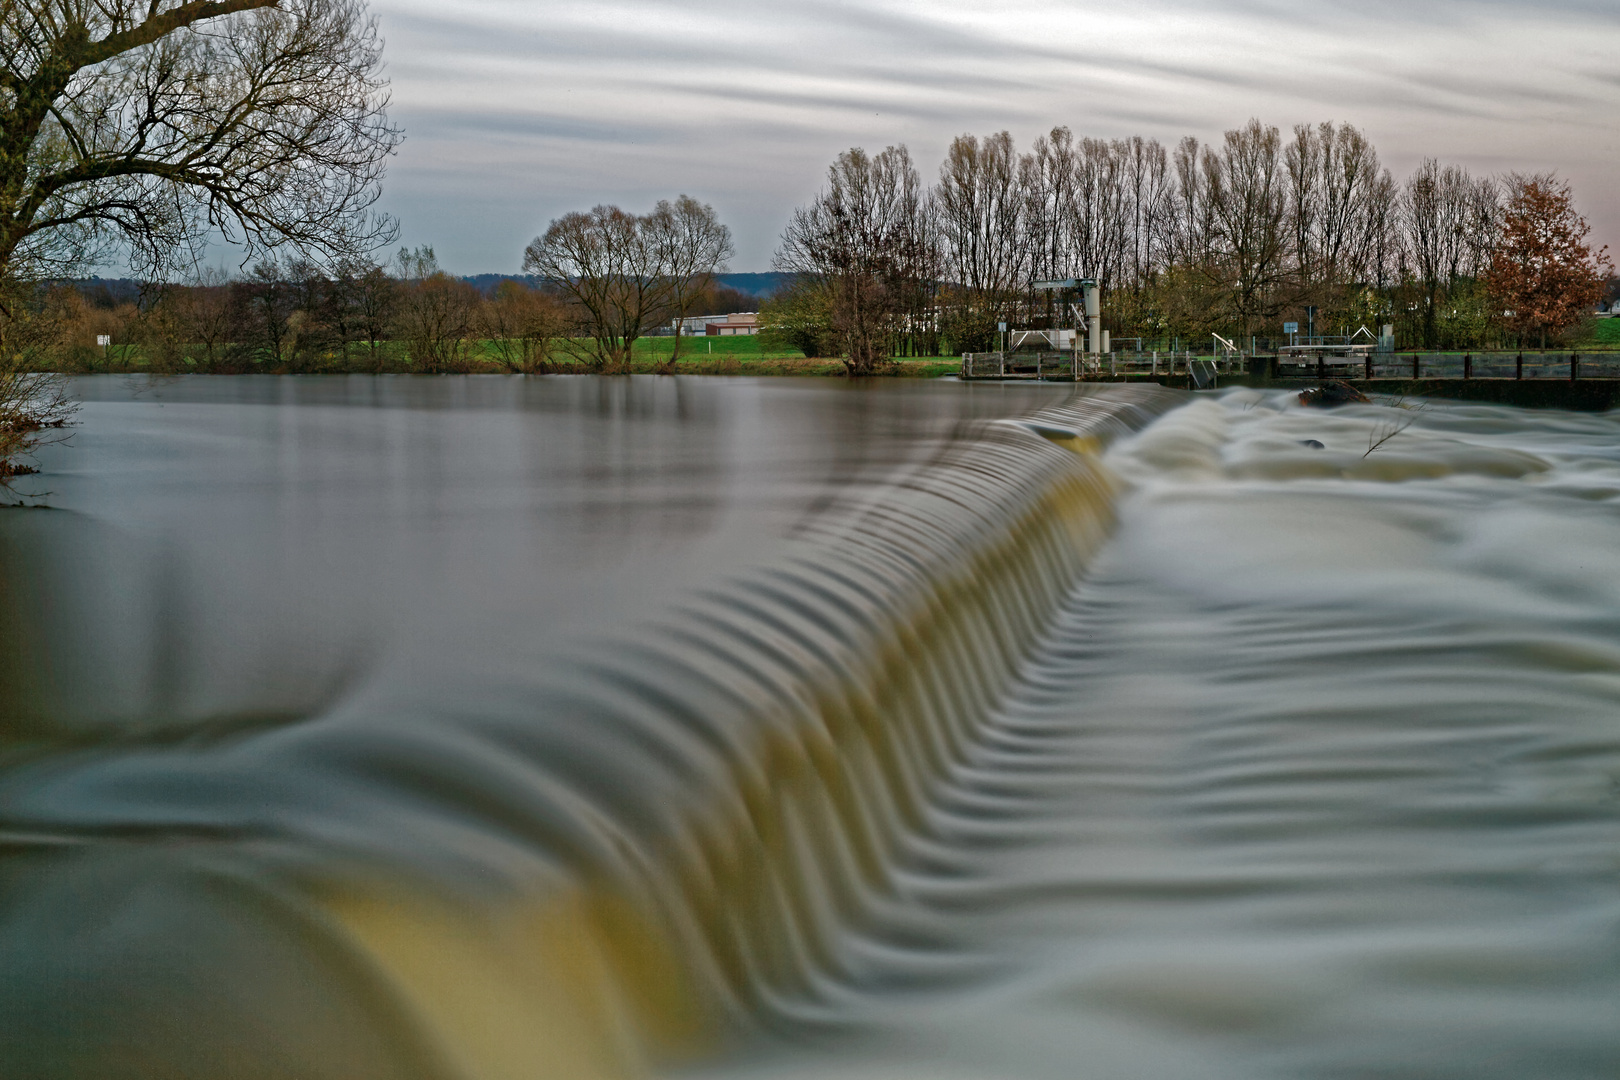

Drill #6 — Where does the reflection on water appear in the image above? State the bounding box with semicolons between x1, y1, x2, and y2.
2;376;1064;735
4;377;1620;1079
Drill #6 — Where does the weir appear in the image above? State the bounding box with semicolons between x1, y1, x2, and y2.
10;380;1620;1079
0;382;1182;1079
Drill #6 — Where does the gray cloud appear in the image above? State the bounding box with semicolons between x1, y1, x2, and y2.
370;0;1620;272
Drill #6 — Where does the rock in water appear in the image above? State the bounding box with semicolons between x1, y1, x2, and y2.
1299;381;1370;408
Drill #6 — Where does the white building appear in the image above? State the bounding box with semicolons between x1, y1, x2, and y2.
670;312;760;336
706;312;759;336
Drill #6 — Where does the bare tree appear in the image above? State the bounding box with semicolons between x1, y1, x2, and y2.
0;0;400;281
523;205;670;373
0;1;398;471
1071;136;1130;292
344;256;395;370
130;282;192;371
1116;135;1172;290
1315;124;1387;287
245;256;293;365
936;131;1026;347
392;245;478;373
1404;160;1499;347
479;279;566;373
1022;127;1081;284
318;258;362;362
281;256;333;369
1164;136;1216;273
866;117;1616;352
1203;119;1289;337
0;280;72;492
889;170;942;358
175;267;236;369
0;362;71;493
775;146;934;375
645;195;733;364
1283;122;1392;334
1364;170;1402;293
1286;125;1324;294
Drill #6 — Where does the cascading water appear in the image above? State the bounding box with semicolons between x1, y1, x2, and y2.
0;377;1171;1079
3;377;1619;1080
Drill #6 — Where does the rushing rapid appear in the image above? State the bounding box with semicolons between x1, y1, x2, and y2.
2;376;1619;1080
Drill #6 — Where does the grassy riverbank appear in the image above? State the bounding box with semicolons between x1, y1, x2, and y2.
39;333;962;377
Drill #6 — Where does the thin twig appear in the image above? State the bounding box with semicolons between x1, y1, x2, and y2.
1363;415;1416;458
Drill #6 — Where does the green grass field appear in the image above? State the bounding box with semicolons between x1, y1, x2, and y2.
630;336;958;376
633;335;796;360
48;334;964;378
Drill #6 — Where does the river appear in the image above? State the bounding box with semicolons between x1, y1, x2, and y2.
2;376;1618;1080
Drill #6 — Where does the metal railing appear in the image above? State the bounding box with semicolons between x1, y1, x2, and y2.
1277;352;1620;381
963;349;1620;383
961;351;1077;379
1086;351;1244;377
961;350;1248;382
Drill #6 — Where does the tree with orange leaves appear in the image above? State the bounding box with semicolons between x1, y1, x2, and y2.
1485;175;1612;347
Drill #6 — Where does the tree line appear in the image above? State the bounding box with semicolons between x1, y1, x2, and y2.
24;123;1605;385
16;240;763;377
0;3;1609;397
768;120;1613;373
17;249;554;374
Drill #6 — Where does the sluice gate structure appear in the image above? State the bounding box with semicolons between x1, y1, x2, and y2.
953;274;1620;407
962;347;1620;409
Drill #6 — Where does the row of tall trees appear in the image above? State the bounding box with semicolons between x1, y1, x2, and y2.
772;120;1611;373
775;147;937;370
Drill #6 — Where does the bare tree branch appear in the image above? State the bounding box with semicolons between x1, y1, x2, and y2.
0;0;399;281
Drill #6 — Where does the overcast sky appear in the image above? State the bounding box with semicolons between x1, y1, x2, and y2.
369;0;1620;274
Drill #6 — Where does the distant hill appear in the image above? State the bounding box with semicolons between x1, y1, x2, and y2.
463;273;541;296
58;272;796;303
464;271;793;300
714;272;794;298
56;277;145;306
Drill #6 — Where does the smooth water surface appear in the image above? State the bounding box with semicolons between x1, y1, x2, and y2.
3;375;1066;732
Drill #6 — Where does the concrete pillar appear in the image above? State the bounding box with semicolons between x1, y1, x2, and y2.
1084;282;1100;356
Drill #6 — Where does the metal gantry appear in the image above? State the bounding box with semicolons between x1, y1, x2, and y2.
960;278;1100;380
